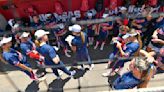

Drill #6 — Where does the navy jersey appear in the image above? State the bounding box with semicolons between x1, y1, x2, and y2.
72;32;88;51
20;40;35;56
2;48;29;66
124;42;140;56
72;32;90;61
38;43;57;65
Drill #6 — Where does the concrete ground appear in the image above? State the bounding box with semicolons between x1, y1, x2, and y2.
0;44;164;92
0;63;164;92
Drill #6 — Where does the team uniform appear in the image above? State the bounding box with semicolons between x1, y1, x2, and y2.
37;42;73;77
66;24;94;69
72;32;92;65
20;38;44;64
108;34;125;63
114;42;139;68
2;48;36;79
113;57;156;89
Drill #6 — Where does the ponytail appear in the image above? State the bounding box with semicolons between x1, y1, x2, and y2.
80;32;85;44
34;40;41;47
0;47;7;64
134;33;143;56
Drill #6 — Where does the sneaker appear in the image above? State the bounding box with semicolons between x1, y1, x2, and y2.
102;72;110;77
105;64;110;69
33;76;46;83
89;64;94;70
58;70;63;76
81;64;85;70
37;76;46;81
69;70;76;77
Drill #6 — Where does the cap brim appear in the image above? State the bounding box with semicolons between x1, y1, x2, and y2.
129;33;138;37
0;37;12;46
45;32;50;34
6;37;12;42
69;26;73;31
20;33;30;38
122;34;130;39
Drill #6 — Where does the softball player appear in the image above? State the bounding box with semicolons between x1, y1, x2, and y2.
0;37;40;81
66;24;94;70
106;25;129;69
34;29;76;79
20;32;44;64
102;29;142;76
20;32;46;77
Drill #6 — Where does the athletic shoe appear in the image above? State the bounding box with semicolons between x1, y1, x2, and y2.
102;72;110;77
69;70;76;78
89;64;94;70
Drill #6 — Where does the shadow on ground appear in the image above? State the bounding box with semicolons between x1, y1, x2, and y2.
25;81;40;92
47;77;71;92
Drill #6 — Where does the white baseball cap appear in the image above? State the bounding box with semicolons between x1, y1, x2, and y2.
34;29;49;39
20;32;30;38
0;37;12;46
122;33;138;39
69;24;81;33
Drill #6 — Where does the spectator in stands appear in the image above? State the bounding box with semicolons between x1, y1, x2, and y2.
86;12;95;45
94;13;110;50
30;15;44;41
30;15;44;29
53;24;71;57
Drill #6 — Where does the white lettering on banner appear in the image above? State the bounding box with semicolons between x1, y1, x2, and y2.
29;6;160;22
29;10;81;22
108;5;160;15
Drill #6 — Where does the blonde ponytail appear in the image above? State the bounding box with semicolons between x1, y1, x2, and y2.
134;33;143;56
0;47;7;64
80;32;85;44
34;40;41;47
